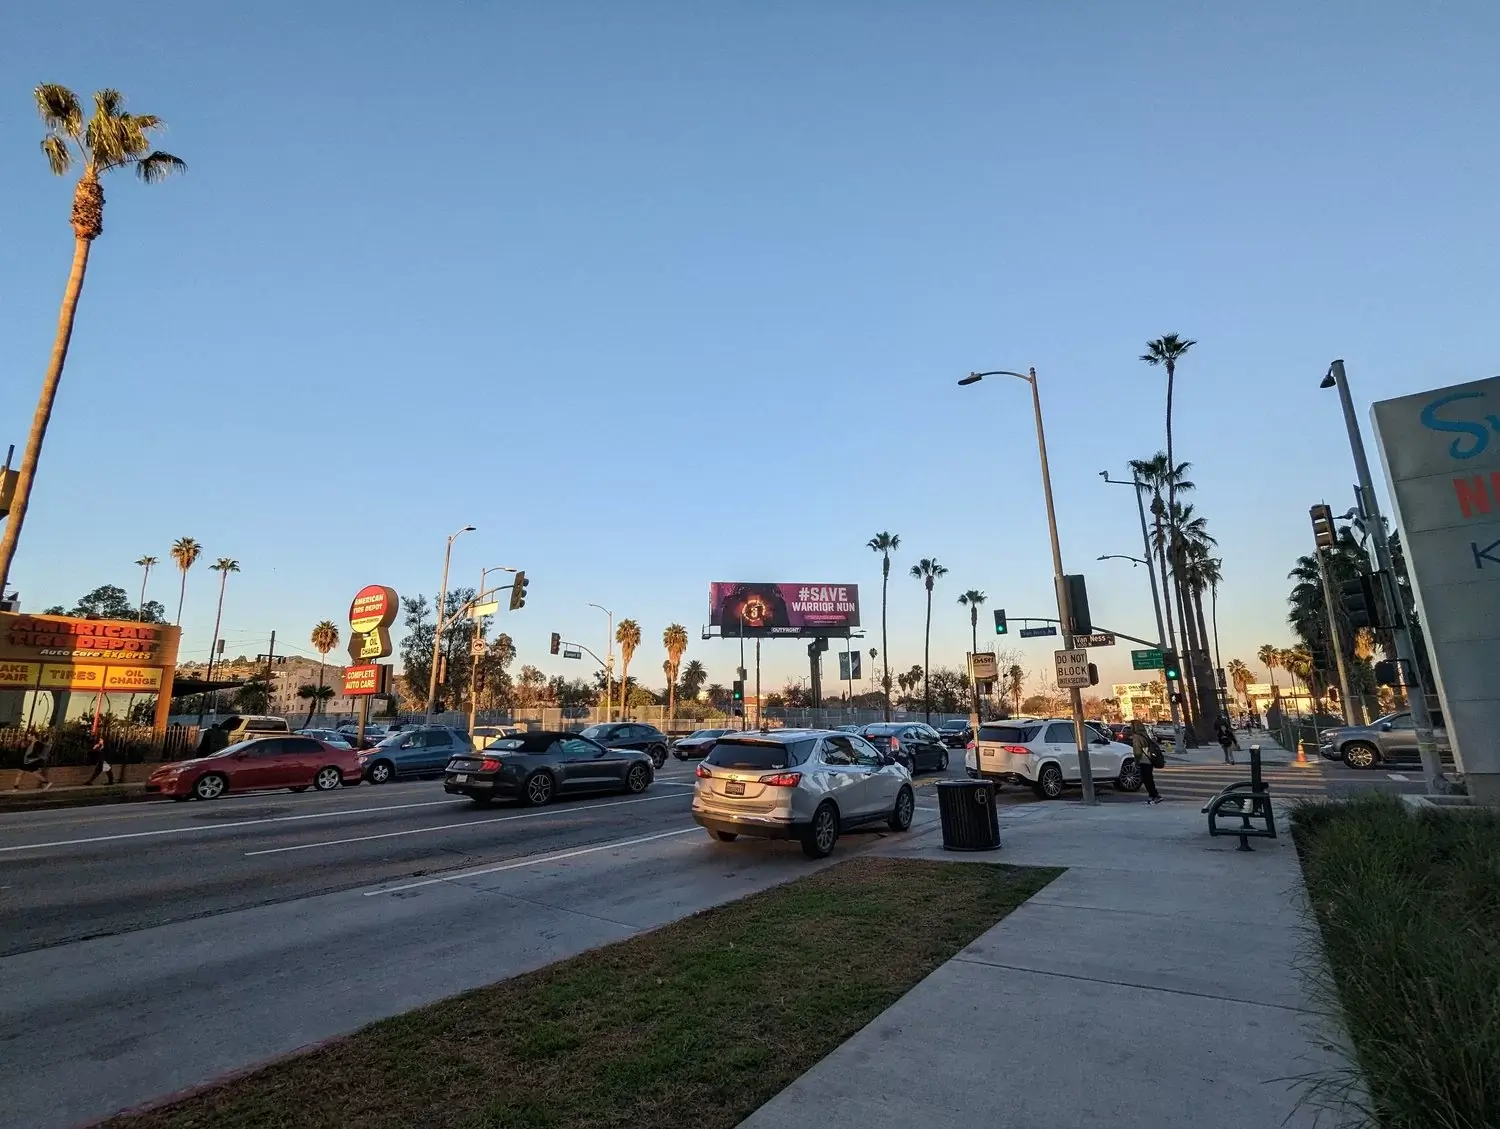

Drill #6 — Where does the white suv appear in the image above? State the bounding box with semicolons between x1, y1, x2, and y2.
965;718;1142;799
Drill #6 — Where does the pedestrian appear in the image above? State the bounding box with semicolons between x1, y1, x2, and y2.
1130;720;1162;804
84;734;115;786
13;729;53;791
1214;713;1239;764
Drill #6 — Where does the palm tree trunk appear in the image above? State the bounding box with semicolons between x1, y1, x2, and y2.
1152;504;1192;742
0;235;93;594
137;565;150;622
176;570;188;625
619;659;630;718
1175;569;1202;728
880;557;891;721
923;587;933;723
667;666;677;724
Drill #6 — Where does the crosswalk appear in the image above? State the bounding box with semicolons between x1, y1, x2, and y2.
1152;760;1327;805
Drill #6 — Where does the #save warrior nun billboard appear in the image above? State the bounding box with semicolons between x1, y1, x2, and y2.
709;583;860;636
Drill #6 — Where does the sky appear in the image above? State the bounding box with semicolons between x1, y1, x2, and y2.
3;0;1498;698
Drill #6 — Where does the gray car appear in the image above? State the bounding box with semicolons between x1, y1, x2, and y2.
691;728;916;858
1319;710;1450;769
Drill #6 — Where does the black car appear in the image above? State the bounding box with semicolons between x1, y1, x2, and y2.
936;719;973;748
857;723;950;773
578;722;672;768
444;731;654;806
672;728;732;760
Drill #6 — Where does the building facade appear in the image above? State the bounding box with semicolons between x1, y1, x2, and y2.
1111;679;1168;721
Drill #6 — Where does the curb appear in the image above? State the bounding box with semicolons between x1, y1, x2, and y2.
0;787;155;813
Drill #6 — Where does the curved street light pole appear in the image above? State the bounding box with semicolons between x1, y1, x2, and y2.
587;602;614;723
425;524;475;720
962;368;1095;805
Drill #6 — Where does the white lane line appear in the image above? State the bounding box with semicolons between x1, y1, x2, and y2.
1387;773;1410;781
365;827;699;895
244;792;686;856
0;797;465;855
653;780;697;787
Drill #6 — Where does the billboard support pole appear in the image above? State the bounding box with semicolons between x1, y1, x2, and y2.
755;636;760;729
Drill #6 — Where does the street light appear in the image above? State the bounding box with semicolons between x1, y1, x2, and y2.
587;602;614;722
1097;553;1148;567
467;564;520;735
1320;359;1445;793
1100;468;1184;746
961;368;1096;805
424;524;475;720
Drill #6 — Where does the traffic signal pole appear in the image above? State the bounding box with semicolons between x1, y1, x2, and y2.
1311;539;1360;725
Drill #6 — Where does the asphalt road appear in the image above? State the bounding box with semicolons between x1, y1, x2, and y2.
0;758;945;1129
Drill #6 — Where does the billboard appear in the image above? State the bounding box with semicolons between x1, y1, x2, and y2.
1372;375;1500;805
709;583;860;636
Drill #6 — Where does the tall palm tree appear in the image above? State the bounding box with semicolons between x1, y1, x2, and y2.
957;589;986;714
206;558;239;659
134;555;157;622
1257;644;1281;695
311;620;340;697
1227;659;1252;709
867;531;900;720
0;87;185;594
616;619;641;718
1132;453;1198;736
1140;332;1196;570
663;623;688;721
170;537;202;625
1006;664;1025;715
909;557;948;722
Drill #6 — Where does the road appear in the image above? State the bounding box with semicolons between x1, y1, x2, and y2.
0;758;942;1129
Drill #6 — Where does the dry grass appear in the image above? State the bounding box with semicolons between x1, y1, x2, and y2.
102;856;1059;1129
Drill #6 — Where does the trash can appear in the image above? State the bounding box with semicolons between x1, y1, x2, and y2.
936;779;1001;852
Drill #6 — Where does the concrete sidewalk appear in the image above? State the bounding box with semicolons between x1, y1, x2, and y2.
740;793;1347;1129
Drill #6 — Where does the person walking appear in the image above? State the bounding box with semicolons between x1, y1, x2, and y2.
1130;720;1162;804
84;734;115;786
1214;713;1239;765
13;729;53;791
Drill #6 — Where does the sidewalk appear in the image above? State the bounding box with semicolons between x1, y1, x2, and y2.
0;781;150;811
739;791;1347;1129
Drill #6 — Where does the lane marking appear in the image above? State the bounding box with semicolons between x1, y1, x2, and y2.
244;792;687;856
364;827;699;894
1387;772;1410;781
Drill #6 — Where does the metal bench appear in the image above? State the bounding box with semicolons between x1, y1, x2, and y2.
1202;744;1277;851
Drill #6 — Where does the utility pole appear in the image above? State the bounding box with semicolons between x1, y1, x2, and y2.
425;525;475;720
1323;360;1444;792
1314;547;1359;726
263;630;276;714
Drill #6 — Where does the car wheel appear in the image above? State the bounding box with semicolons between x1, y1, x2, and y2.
366;760;394;785
314;766;342;791
193;773;227;801
289;786;309;793
523;770;555;806
939;751;949;771
625;762;652;794
1034;764;1065;800
1115;760;1143;792
887;785;915;832
649;745;667;769
1343;742;1379;770
711;830;738;842
801;801;840;859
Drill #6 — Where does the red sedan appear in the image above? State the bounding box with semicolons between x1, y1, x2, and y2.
146;735;363;801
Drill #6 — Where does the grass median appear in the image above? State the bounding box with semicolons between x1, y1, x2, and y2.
1292;795;1500;1129
102;855;1059;1129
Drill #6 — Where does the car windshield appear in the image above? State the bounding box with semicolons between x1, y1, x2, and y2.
706;738;812;770
860;724;900;736
375;731;413;747
688;729;726;739
939;720;967;731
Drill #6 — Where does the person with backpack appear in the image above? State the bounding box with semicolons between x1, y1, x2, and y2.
1130;720;1162;804
1214;714;1239;765
13;729;54;791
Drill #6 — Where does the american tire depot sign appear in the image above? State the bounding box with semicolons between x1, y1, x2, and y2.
0;611;182;695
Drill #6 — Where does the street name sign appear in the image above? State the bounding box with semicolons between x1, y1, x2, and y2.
1019;625;1058;638
1075;633;1116;647
1055;648;1091;688
470;601;501;618
967;651;999;681
1131;648;1164;670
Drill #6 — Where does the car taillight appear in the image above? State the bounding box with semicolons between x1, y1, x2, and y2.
889;736;900;752
758;772;802;787
695;764;713;778
481;758;503;772
1001;745;1031;754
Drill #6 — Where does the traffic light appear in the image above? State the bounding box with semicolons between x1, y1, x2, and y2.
1310;504;1336;550
1339;574;1381;629
549;632;560;656
474;666;486;692
1374;659;1399;687
732;679;745;701
1064;575;1092;635
1088;663;1099;687
993;609;1008;635
508;571;529;611
1162;650;1181;682
1308;641;1329;669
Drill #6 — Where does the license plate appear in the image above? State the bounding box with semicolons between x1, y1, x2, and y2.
724;780;745;796
454;774;468;783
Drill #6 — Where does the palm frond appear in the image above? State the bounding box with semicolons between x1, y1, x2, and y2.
136;151;186;182
35;84;82;137
93;88;125;117
40;135;71;175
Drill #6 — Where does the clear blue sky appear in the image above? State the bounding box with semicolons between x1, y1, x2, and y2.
3;0;1497;695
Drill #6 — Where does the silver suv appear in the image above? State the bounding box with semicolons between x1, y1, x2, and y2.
1318;710;1450;769
691;729;916;858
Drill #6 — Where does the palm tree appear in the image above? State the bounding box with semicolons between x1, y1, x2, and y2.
678;658;707;702
909;557;948;722
134;555;157;622
1006;664;1025;715
663;623;689;721
1133;453;1198;737
616;619;641;718
957;589;986;714
0;87;185;594
1227;659;1253;709
311;620;340;697
1257;644;1281;695
297;683;335;725
1140;332;1196;568
170;537;201;625
867;531;900;720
